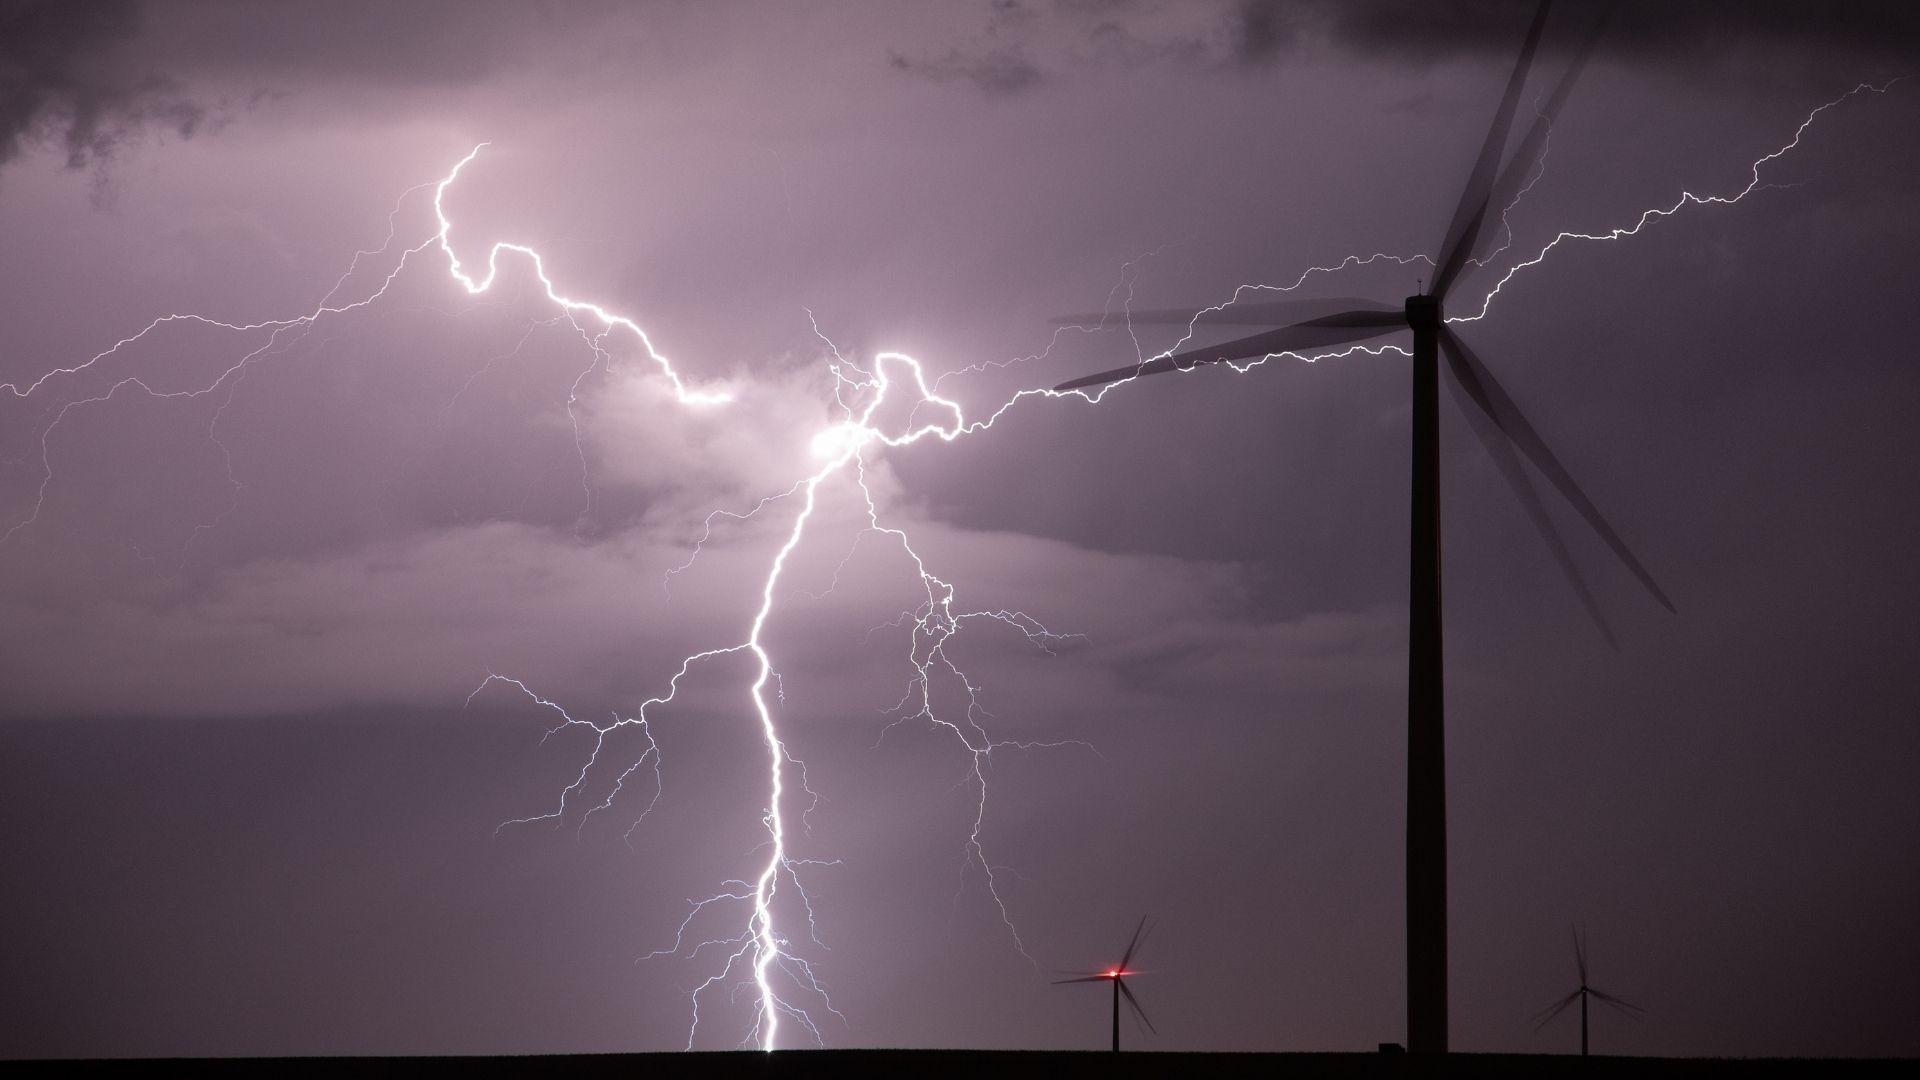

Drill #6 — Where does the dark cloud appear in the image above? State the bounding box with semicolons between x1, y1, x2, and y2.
133;0;635;87
0;0;203;172
1232;0;1290;66
888;46;1047;96
885;0;1207;96
898;0;1920;96
1230;0;1920;67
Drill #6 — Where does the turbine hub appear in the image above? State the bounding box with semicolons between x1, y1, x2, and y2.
1405;294;1442;330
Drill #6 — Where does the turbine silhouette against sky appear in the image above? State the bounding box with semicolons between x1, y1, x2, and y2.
1534;926;1643;1056
1053;916;1155;1053
1055;0;1672;1054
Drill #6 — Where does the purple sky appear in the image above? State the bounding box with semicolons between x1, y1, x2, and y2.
3;0;1918;1058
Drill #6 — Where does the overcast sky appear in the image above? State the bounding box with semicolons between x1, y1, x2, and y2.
2;0;1917;1059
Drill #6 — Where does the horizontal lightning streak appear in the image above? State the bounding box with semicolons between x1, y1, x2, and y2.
1453;77;1912;323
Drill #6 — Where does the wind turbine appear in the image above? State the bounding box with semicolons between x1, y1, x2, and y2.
1534;926;1643;1055
1052;0;1670;1055
1053;917;1156;1052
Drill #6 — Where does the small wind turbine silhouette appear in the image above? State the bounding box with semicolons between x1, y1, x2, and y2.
1534;926;1643;1056
1052;0;1668;1054
1054;917;1156;1052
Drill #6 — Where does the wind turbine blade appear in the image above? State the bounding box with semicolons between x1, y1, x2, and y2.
1574;924;1588;984
1531;990;1582;1030
1588;987;1645;1016
1457;7;1614;283
1441;334;1619;648
1121;914;1152;968
1439;328;1677;614
1120;916;1150;970
1431;0;1554;300
1118;979;1156;1034
1053;312;1405;392
1053;297;1396;327
1052;975;1111;985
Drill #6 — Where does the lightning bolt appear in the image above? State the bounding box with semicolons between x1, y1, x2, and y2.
1453;77;1912;324
430;143;730;409
1;74;1905;1050
622;330;1103;1047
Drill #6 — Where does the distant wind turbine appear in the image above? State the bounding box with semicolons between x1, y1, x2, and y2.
1052;0;1670;1055
1534;926;1643;1056
1053;917;1156;1052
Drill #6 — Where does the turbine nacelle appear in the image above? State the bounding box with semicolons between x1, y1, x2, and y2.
1050;0;1667;648
1405;294;1442;330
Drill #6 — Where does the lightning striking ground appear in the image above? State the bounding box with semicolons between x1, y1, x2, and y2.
0;75;1905;1050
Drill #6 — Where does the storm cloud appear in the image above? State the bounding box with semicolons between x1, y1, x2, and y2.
1229;0;1920;65
887;0;1920;94
0;0;1916;1061
0;0;203;172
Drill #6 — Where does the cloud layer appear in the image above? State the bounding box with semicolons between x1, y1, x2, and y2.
1;0;203;173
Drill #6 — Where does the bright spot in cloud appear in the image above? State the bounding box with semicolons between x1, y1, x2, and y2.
809;421;870;460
